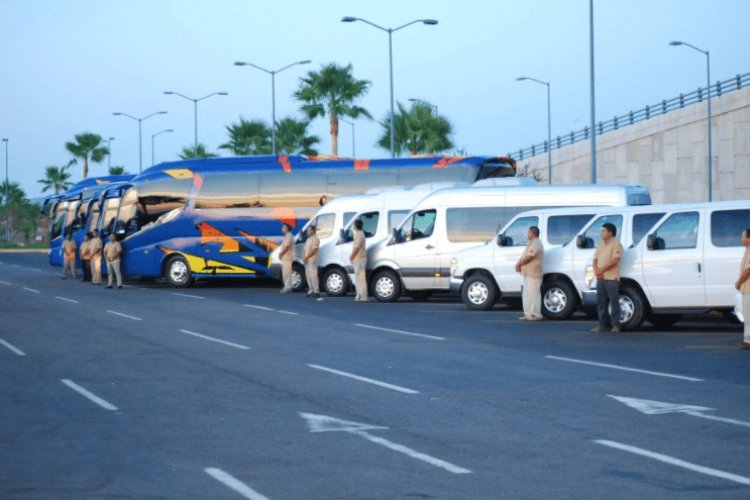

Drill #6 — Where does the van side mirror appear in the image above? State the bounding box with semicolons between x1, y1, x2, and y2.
388;227;400;246
646;234;664;250
576;234;586;248
496;233;506;246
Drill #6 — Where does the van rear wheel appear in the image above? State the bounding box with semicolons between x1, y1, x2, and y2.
371;269;401;302
462;274;497;311
542;280;577;320
165;255;193;288
323;267;350;297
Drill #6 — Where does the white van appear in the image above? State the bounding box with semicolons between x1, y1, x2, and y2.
367;183;652;302
319;182;469;296
450;207;606;310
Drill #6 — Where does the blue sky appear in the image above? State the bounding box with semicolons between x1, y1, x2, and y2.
2;0;748;199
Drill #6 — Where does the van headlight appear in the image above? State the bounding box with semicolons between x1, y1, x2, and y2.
585;265;595;289
450;257;458;277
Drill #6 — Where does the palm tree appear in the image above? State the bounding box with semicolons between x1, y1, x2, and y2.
377;102;454;156
108;166;128;175
294;63;371;156
219;118;272;155
65;133;108;179
178;143;218;160
0;180;25;206
275;117;320;156
38;161;74;194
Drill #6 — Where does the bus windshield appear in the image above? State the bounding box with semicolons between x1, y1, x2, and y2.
117;181;192;236
50;202;68;240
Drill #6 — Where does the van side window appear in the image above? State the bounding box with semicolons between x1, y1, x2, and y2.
710;209;750;247
632;213;665;245
547;214;594;245
446;207;510;243
397;210;437;242
388;210;410;231
343;211;357;227
582;215;623;248
503;216;539;247
315;213;336;239
653;212;700;249
359;212;379;238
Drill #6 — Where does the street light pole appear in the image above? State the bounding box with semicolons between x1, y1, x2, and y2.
339;118;356;158
589;0;597;183
342;16;438;159
163;91;228;152
516;77;552;184
151;129;174;165
234;60;311;154
2;138;8;242
670;40;713;201
113;111;168;173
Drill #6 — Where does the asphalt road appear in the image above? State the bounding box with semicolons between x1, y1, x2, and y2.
1;253;748;499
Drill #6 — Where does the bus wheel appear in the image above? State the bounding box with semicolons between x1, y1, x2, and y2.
461;274;496;311
372;270;401;302
618;285;645;331
542;280;577;320
323;267;349;297
292;263;306;292
165;256;193;288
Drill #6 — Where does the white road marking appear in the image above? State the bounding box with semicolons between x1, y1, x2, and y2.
0;338;26;356
29;268;42;272
204;468;271;500
0;280;11;285
354;323;445;341
171;292;205;299
61;379;119;411
686;412;750;428
244;304;275;311
595;439;750;486
55;296;79;304
299;412;471;474
307;364;419;394
9;264;20;268
276;310;298;316
106;310;142;321
546;355;703;382
178;329;250;350
22;287;40;294
609;395;750;427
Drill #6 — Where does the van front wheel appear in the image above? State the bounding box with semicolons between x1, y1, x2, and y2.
461;274;497;311
292;263;306;292
618;284;646;331
371;270;402;302
542;280;577;319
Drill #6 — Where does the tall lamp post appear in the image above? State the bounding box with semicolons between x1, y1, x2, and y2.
151;129;174;166
342;16;438;159
163;91;227;152
103;136;115;171
112;111;167;173
2;138;8;242
516;76;552;184
407;97;438;117
670;40;713;201
589;0;597;183
234;59;311;154
339;118;356;158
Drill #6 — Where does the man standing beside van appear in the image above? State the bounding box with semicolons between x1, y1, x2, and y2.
279;223;294;293
515;226;543;320
350;219;368;303
592;223;623;333
104;234;123;289
303;225;321;300
735;229;750;349
61;233;78;279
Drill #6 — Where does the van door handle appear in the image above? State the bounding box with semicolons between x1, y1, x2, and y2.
697;263;701;273
425;244;435;250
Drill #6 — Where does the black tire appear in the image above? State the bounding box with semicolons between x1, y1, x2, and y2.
292;263;306;292
648;313;682;329
461;274;497;311
407;290;433;302
618;284;646;331
323;266;350;297
165;255;193;288
371;269;402;302
541;279;578;320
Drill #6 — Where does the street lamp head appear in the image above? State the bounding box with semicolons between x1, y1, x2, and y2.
669;41;683;46
113;112;122;116
164;91;175;95
108;137;115;141
1;138;7;143
298;60;312;65
157;111;168;115
341;16;357;22
234;61;247;66
422;19;438;25
217;92;229;96
165;129;174;133
516;77;529;81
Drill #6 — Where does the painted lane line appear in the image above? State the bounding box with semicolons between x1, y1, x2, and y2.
545;355;702;382
60;379;119;411
244;304;275;311
55;296;79;304
685;411;750;428
178;329;250;350
204;468;271;500
30;268;42;272
0;280;11;285
22;287;40;294
276;310;298;316
106;310;142;321
354;323;445;341
595;439;750;486
171;292;205;299
0;338;26;356
9;264;20;268
307;364;419;394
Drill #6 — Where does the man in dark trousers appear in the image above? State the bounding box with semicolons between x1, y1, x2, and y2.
591;222;623;333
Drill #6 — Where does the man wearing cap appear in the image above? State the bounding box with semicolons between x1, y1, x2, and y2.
61;233;78;279
89;231;103;285
104;234;123;289
278;223;294;293
303;225;321;300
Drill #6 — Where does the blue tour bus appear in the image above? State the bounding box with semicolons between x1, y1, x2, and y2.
111;154;516;286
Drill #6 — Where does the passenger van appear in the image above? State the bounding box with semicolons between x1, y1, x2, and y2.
366;182;651;302
450;207;606;310
320;182;468;296
575;200;750;330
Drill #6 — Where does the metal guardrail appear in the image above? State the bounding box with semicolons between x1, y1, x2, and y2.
510;72;750;161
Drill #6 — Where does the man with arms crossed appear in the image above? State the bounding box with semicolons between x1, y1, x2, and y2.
592;222;623;333
104;234;123;289
515;226;543;320
350;219;368;303
735;229;750;349
89;231;103;285
278;223;294;293
303;225;322;300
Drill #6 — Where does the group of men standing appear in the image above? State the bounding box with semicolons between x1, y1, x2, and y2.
277;219;369;303
60;232;123;289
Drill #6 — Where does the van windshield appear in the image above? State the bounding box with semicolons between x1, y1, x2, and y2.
395;210;436;243
343;211;380;242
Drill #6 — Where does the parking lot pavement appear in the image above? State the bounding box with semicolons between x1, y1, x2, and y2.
1;254;749;499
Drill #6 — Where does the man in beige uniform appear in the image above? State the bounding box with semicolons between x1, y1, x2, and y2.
303;225;321;300
278;223;294;293
734;229;750;349
515;226;543;320
80;233;92;282
592;223;623;333
350;219;368;302
61;233;78;279
104;234;123;289
89;231;103;285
